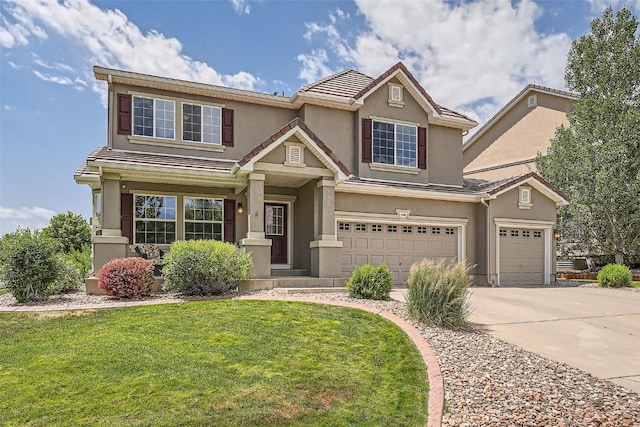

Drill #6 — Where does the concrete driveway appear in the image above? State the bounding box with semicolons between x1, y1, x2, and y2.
391;286;640;392
467;287;640;393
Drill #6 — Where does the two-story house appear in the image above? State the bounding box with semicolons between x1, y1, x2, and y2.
75;62;569;291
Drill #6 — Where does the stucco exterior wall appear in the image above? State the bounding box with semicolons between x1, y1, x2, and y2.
110;82;297;160
292;180;315;271
260;139;327;169
463;92;572;179
427;125;464;186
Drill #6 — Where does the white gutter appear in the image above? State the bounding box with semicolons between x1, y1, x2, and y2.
480;197;494;287
107;74;113;149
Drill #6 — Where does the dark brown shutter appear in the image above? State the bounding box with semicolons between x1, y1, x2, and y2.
224;199;236;243
222;108;234;147
120;193;134;244
362;118;372;163
117;94;132;135
418;126;427;170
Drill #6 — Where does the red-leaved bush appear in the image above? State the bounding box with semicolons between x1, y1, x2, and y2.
98;257;154;298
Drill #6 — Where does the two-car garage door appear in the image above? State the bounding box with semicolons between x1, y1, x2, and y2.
499;227;545;285
338;221;458;284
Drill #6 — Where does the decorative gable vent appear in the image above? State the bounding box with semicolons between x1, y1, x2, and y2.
388;83;404;108
285;142;305;167
527;94;537;108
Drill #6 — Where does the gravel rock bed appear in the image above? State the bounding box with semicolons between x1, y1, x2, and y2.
251;290;640;427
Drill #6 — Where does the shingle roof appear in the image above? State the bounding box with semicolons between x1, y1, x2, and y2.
468;172;570;201
238;117;351;176
298;69;373;99
85;147;236;173
345;176;482;196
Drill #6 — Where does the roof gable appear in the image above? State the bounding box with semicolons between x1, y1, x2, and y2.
237;118;351;180
463;84;579;152
482;172;570;206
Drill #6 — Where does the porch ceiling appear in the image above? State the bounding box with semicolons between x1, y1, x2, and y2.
264;173;313;188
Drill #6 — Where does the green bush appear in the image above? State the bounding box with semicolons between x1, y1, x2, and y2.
406;259;470;328
162;240;253;295
51;255;83;294
98;257;154;298
346;263;393;300
1;229;61;303
68;245;92;278
597;264;632;288
42;211;91;253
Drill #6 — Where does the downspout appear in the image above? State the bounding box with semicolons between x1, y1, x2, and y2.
481;196;494;287
107;74;113;149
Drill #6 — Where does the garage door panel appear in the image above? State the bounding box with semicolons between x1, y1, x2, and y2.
500;228;545;286
341;238;352;249
354;238;369;249
386;255;400;266
400;240;415;250
370;239;384;250
371;255;385;264
386;239;399;250
354;254;368;265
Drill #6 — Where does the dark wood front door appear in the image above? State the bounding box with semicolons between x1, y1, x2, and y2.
265;203;287;264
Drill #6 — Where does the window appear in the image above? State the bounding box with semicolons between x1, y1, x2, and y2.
534;231;542;238
522;230;531;238
372;120;417;167
134;195;176;244
182;103;221;144
372;224;383;232
499;229;507;237
445;228;455;235
338;222;350;231
431;227;441;235
402;225;413;233
511;230;519;237
265;205;284;235
387;225;397;233
184;197;223;241
355;223;367;232
133;96;175;139
417;226;428;234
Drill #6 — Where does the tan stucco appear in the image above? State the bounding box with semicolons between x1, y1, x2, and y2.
464;92;572;179
428;125;464;186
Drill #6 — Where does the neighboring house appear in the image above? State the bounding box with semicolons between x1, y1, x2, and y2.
463;85;578;180
75;62;569;291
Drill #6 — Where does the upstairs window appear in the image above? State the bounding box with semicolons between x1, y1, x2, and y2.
182;103;221;144
372;120;417;167
133;96;175;139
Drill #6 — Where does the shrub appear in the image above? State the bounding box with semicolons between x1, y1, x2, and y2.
51;255;83;294
597;264;631;288
346;263;393;300
68;245;92;278
42;211;91;253
406;259;470;328
162;240;253;295
98;257;154;298
1;229;61;303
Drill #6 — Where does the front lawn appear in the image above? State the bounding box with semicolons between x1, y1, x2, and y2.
0;300;428;426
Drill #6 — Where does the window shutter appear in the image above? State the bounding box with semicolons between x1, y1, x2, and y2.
362;118;372;163
418;126;427;170
117;94;132;135
120;193;133;244
222;108;234;147
224;199;236;243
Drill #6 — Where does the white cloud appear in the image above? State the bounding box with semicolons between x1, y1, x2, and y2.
299;0;573;124
32;70;74;85
296;49;335;83
7;60;18;69
3;105;12;110
583;0;640;14
231;0;251;15
0;206;56;235
1;0;263;97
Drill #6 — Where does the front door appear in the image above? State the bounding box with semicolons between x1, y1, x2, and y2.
265;203;287;264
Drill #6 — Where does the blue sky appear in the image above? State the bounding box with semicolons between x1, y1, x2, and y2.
0;0;637;235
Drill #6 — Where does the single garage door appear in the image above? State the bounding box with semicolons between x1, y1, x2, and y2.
338;222;457;284
499;228;545;285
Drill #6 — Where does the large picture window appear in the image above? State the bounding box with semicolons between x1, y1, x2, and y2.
182;104;221;144
133;96;175;139
134;195;177;244
372;120;417;167
184;197;223;240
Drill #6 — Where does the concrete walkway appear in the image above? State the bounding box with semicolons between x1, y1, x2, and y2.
393;287;640;393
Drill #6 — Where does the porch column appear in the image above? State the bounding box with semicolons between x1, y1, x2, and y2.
240;173;272;278
89;174;129;294
310;178;342;278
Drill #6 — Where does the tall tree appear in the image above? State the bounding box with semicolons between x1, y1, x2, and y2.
537;7;640;265
43;211;91;253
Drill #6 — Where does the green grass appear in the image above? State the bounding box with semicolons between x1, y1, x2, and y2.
0;300;428;426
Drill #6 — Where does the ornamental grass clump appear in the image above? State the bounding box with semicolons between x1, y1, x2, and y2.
98;257;154;298
597;264;632;288
406;259;470;328
346;263;393;300
162;240;253;295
